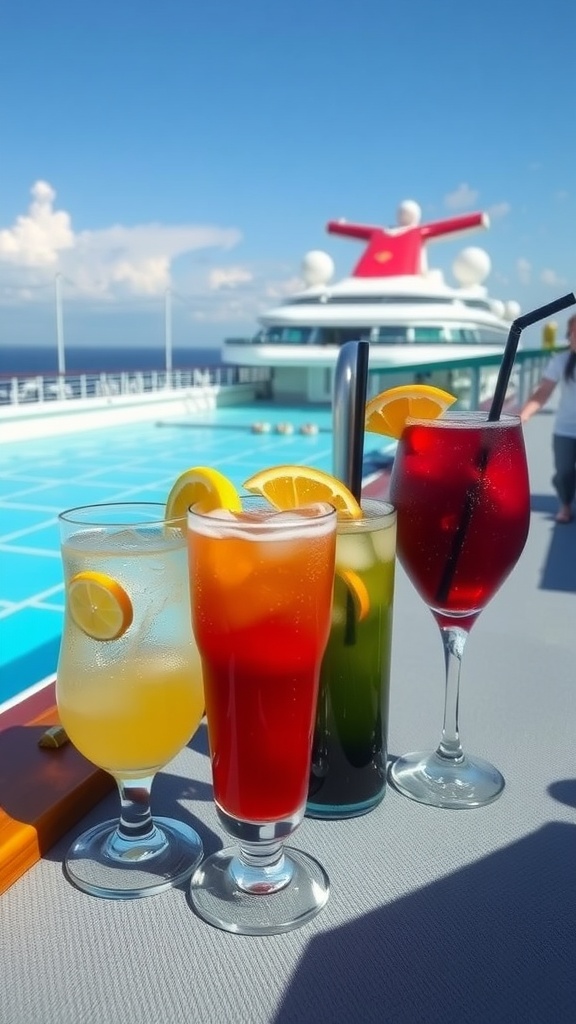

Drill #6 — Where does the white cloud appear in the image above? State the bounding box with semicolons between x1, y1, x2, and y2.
0;181;242;302
540;268;566;287
444;184;479;211
166;266;306;326
263;276;304;300
517;258;532;286
0;180;74;265
487;202;511;220
208;266;254;290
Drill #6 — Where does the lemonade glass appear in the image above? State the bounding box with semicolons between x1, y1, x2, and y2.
187;497;337;935
56;502;205;899
307;499;397;817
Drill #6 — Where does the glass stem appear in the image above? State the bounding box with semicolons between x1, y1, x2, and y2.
436;625;468;763
231;840;293;894
115;775;157;843
239;839;284;870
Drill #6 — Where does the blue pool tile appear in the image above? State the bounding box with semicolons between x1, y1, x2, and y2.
0;607;63;703
0;506;55;535
0;550;63;601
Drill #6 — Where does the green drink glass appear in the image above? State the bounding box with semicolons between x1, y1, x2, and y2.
307;498;397;818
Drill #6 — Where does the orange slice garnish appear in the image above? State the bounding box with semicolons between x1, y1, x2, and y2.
365;384;457;439
67;571;133;641
334;567;370;622
242;465;362;520
166;466;241;523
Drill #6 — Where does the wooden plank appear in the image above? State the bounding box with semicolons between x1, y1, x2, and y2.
0;681;113;894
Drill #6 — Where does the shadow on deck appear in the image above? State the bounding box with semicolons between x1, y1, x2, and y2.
531;493;576;593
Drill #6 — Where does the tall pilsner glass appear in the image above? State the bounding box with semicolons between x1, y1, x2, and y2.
57;503;205;898
187;497;337;934
388;412;530;809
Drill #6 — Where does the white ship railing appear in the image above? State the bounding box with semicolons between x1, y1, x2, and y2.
0;365;272;407
364;346;556;410
0;348;554;410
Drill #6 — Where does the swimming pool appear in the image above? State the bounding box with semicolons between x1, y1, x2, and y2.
0;403;342;706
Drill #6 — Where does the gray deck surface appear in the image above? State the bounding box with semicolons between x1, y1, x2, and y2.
3;406;576;1024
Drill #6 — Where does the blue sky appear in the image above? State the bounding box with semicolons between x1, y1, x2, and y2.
0;0;574;353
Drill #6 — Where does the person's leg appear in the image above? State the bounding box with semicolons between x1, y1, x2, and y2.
552;434;576;521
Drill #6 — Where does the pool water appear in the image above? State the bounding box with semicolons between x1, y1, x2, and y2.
0;404;337;706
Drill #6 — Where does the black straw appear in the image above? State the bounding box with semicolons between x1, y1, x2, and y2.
436;291;576;605
349;340;370;501
332;340;369;645
489;292;576;421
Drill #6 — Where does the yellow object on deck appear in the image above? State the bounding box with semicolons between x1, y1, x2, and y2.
542;321;557;350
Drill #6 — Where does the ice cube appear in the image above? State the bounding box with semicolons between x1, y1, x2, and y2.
335;532;376;572
371;523;397;564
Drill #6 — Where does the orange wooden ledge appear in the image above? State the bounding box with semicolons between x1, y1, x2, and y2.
0;680;113;895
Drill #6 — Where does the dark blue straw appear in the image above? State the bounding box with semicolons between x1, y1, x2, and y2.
489;292;576;421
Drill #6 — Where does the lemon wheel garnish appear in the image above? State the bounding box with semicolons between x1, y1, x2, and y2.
68;571;133;641
335;568;370;621
365;384;457;439
165;466;242;522
242;465;363;520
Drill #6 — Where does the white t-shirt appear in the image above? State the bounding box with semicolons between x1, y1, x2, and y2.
543;350;576;438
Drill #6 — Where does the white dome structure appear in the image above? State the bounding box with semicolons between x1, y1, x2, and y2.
397;200;422;227
301;250;334;287
453;247;491;287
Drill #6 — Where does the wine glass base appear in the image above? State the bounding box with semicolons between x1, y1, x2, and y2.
389;750;505;809
189;845;330;935
64;816;204;899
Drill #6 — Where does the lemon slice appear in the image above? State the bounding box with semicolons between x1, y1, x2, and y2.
68;571;133;641
243;465;363;520
166;466;242;522
335;567;370;622
365;384;457;439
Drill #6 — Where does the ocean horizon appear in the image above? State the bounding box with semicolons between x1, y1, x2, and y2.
0;344;224;376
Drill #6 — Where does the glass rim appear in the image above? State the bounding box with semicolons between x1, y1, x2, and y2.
188;495;337;529
404;411;521;428
337;497;396;532
58;501;178;528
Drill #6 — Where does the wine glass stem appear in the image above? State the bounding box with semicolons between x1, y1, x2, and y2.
436;625;468;762
115;775;157;842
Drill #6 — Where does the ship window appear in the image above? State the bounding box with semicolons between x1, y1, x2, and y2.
448;328;507;345
256;327;313;344
460;329;479;342
373;327;409;343
462;299;493;311
285;295;461;306
316;327;372;346
413;327;444;342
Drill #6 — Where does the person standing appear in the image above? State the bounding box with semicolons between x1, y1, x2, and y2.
520;315;576;523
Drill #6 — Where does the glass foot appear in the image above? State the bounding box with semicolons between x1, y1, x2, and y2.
389;750;505;809
189;845;330;935
64;816;204;899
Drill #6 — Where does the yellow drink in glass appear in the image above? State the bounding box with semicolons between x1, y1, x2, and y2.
56;502;204;899
58;656;204;775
